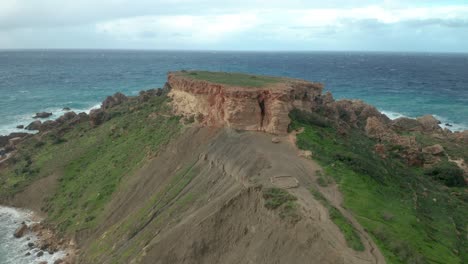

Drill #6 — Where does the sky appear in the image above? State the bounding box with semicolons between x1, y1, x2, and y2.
1;0;468;52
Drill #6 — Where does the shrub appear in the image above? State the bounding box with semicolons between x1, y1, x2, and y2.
424;162;465;187
289;109;330;128
263;187;297;209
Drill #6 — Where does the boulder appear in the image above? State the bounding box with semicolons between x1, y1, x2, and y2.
56;111;77;123
26;120;42;130
16;125;24;129
391;117;422;132
37;251;44;257
102;92;128;109
422;144;444;155
28;242;35;248
33;112;52;119
14;223;28;238
365;116;391;140
138;88;162;102
271;137;280;143
39;120;58;131
416;115;441;131
63;107;71;111
298;150;312;159
54;259;64;264
89;109;106;127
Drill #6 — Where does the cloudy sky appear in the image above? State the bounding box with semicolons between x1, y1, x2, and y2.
1;0;468;52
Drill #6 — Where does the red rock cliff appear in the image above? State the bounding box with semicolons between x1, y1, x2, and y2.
167;72;324;135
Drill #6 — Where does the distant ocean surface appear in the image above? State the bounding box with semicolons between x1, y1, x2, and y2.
1;50;467;135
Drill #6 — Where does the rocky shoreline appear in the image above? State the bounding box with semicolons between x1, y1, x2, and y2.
0;206;76;264
9;209;77;264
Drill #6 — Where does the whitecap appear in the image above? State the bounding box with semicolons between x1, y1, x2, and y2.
380;110;467;132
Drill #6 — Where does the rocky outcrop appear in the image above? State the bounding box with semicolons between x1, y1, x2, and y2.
168;72;323;135
26;120;42;130
89;109;107;127
14;222;28;238
102;92;128;109
0;133;28;148
33;112;53;119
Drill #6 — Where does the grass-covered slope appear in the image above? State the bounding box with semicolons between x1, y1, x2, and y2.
0;95;181;234
179;70;283;87
289;109;467;264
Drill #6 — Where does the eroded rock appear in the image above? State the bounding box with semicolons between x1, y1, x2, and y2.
33;112;53;119
14;223;28;238
102;92;128;109
168;71;323;135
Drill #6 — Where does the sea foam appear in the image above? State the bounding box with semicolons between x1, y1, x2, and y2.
0;206;66;264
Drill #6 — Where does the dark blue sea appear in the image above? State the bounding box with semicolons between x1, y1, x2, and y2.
1;50;467;135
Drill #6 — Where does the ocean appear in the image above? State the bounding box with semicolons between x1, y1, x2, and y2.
1;50;467;136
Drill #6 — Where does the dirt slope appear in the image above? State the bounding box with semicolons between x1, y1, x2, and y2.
78;126;385;264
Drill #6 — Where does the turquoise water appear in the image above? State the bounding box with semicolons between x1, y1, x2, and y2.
1;50;467;135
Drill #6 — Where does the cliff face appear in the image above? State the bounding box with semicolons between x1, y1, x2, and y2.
167;72;323;135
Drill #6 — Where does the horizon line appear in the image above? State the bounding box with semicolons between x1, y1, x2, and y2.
1;48;468;55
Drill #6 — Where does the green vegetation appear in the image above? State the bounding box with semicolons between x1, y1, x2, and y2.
262;187;300;221
0;95;182;233
180;70;283;87
310;188;365;251
424;161;465;187
289;109;468;264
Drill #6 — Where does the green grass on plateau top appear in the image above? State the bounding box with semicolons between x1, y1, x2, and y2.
178;70;283;87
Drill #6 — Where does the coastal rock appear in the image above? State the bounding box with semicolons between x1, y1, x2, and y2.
324;100;388;129
365;116;391;140
138;88;163;102
39;120;58;131
54;259;64;264
56;111;77;123
168;71;323;135
422;144;444;155
391;117;423;132
89;109;107;127
37;251;44;257
14;223;28;238
0;133;28;148
16;125;24;129
416;115;441;131
102;92;128;109
26;120;42;130
63;107;71;111
33;112;53;119
451;130;468;143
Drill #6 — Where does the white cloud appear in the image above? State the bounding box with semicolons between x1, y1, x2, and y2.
0;0;467;50
96;13;260;43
